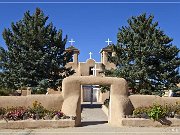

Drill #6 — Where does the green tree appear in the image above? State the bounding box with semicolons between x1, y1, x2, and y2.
0;8;74;93
106;13;180;95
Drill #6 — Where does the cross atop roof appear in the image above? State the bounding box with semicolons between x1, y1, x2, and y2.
105;38;112;45
89;52;93;59
69;38;75;45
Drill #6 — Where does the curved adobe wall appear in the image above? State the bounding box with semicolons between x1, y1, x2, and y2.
61;76;133;127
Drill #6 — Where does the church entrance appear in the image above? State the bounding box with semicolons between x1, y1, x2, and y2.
82;85;100;103
62;76;131;127
81;85;107;126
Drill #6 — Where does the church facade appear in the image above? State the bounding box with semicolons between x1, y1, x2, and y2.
65;44;116;103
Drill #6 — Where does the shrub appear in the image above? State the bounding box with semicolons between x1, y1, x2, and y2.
54;110;65;119
4;106;27;121
100;85;110;93
133;103;175;120
28;101;49;119
0;101;69;121
104;99;109;108
0;89;11;96
159;102;180;118
147;103;167;121
173;102;180;115
133;106;149;118
0;107;6;115
168;102;180;116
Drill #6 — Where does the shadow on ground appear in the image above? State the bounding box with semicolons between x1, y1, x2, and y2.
81;121;108;127
158;118;172;126
81;103;103;112
81;103;102;108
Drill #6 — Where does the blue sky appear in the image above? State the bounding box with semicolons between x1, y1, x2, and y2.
0;1;180;62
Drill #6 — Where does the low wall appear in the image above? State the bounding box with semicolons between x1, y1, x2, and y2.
101;102;180;127
0;120;75;129
129;95;180;109
0;95;64;110
122;118;180;127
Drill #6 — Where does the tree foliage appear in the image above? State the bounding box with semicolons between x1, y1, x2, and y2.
106;13;180;95
0;8;74;93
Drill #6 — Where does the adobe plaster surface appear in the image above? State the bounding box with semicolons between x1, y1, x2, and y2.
129;95;180;108
0;120;75;129
61;76;133;127
0;95;63;110
0;78;180;128
122;118;180;127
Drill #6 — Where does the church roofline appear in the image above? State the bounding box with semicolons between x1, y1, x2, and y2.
65;46;80;53
66;45;79;50
100;44;114;53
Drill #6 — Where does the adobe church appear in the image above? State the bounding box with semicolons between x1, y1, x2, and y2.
65;39;116;103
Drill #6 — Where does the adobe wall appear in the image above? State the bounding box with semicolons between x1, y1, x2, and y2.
78;59;96;76
0;95;63;110
78;59;103;76
61;76;133;127
101;51;116;69
65;62;79;76
0;120;76;129
47;88;61;94
98;91;110;103
66;59;104;76
129;95;180;108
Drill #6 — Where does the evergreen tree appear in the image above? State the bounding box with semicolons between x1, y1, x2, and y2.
0;8;74;93
106;13;180;95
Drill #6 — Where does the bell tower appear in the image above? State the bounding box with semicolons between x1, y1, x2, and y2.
65;45;79;64
100;38;115;65
65;39;79;64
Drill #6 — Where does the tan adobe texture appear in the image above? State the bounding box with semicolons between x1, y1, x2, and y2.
65;45;116;103
61;76;133;127
65;45;116;76
0;90;180;127
47;88;61;94
122;118;180;127
129;95;180;108
0;95;63;110
0;120;75;129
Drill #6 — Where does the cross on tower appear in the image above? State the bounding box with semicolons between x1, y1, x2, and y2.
69;38;75;45
105;38;112;45
91;64;101;76
89;52;93;59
